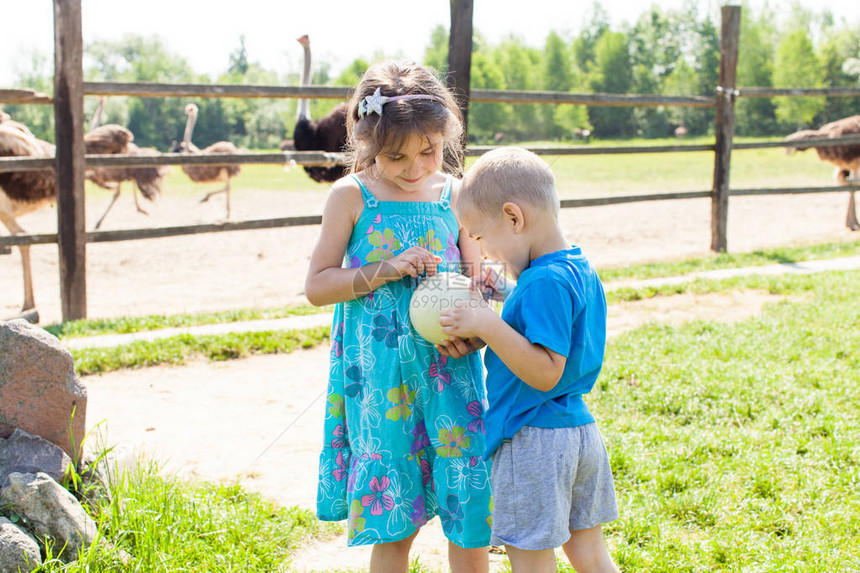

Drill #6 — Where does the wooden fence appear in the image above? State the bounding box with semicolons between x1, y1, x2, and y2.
1;2;859;321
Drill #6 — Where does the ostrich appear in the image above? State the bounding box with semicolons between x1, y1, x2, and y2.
785;115;860;231
290;34;348;183
86;96;168;229
172;103;241;219
0;113;57;316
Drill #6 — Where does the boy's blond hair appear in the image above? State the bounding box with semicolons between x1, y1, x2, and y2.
459;147;559;217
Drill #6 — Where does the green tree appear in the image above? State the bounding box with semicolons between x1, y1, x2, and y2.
773;27;825;128
572;1;610;76
468;52;508;142
735;4;778;135
588;31;634;137
218;58;284;149
3;51;54;141
541;32;575;138
816;26;860;124
424;25;449;74
495;37;542;139
689;15;719;135
629;7;683;84
229;35;250;75
87;36;197;149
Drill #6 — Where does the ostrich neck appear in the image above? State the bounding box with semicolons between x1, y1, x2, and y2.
183;113;197;146
298;43;312;121
90;97;105;131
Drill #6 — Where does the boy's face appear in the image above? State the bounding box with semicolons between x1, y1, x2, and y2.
459;205;528;278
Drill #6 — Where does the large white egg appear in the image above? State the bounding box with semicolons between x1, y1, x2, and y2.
409;272;473;344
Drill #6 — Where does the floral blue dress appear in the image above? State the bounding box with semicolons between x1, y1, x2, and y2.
317;173;493;548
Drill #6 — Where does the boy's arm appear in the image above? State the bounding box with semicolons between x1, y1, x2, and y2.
439;295;567;392
477;314;567;392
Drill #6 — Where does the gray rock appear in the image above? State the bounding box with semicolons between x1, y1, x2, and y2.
0;472;96;562
0;320;88;461
0;429;73;485
0;516;41;572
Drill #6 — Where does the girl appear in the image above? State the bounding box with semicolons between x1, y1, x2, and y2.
305;61;492;573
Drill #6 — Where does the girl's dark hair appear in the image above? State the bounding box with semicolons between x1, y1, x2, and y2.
346;61;464;176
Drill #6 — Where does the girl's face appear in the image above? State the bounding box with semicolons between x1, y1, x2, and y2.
374;132;444;192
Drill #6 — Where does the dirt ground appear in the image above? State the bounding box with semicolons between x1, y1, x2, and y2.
1;187;856;324
2;187;858;571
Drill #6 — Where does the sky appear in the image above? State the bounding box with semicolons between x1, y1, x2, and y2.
2;0;860;87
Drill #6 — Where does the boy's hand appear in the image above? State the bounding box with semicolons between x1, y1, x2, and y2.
474;265;512;302
390;247;442;278
439;283;497;340
435;336;486;359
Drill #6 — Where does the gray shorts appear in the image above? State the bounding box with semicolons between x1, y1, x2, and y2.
490;423;619;550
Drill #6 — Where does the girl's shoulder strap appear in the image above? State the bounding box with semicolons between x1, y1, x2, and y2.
350;173;379;208
439;173;453;209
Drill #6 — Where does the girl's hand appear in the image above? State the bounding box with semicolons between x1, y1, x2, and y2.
439;283;498;340
473;265;512;302
435;336;486;359
390;247;442;278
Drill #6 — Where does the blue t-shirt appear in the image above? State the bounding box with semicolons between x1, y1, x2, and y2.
482;246;607;459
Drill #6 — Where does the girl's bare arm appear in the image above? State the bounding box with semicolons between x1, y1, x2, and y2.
305;181;440;306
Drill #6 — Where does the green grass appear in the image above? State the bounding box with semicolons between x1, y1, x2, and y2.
33;268;859;571
71;326;330;376
79;136;840;201
49;237;858;376
35;458;338;572
45;302;332;339
605;268;830;304
126;161;332;197
593;268;860;570
496;137;838;198
597;239;860;282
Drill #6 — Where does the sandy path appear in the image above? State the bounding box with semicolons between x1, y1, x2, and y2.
1;189;856;324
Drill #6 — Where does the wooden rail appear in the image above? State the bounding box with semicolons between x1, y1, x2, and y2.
2;81;720;108
0;88;52;104
6;136;860;173
738;86;860;98
4;182;858;251
6;83;860;107
0;151;346;172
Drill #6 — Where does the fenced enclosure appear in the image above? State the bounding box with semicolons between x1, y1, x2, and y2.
1;2;859;321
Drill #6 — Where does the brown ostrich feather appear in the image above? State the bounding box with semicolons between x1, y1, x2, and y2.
785;115;860;231
86;141;168;201
0;123;56;209
178;140;242;183
84;124;134;154
785;115;860;171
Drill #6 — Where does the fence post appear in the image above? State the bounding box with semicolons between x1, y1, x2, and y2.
710;5;741;252
447;0;473;171
54;0;87;320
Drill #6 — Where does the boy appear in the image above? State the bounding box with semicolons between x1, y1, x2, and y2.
438;147;620;573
